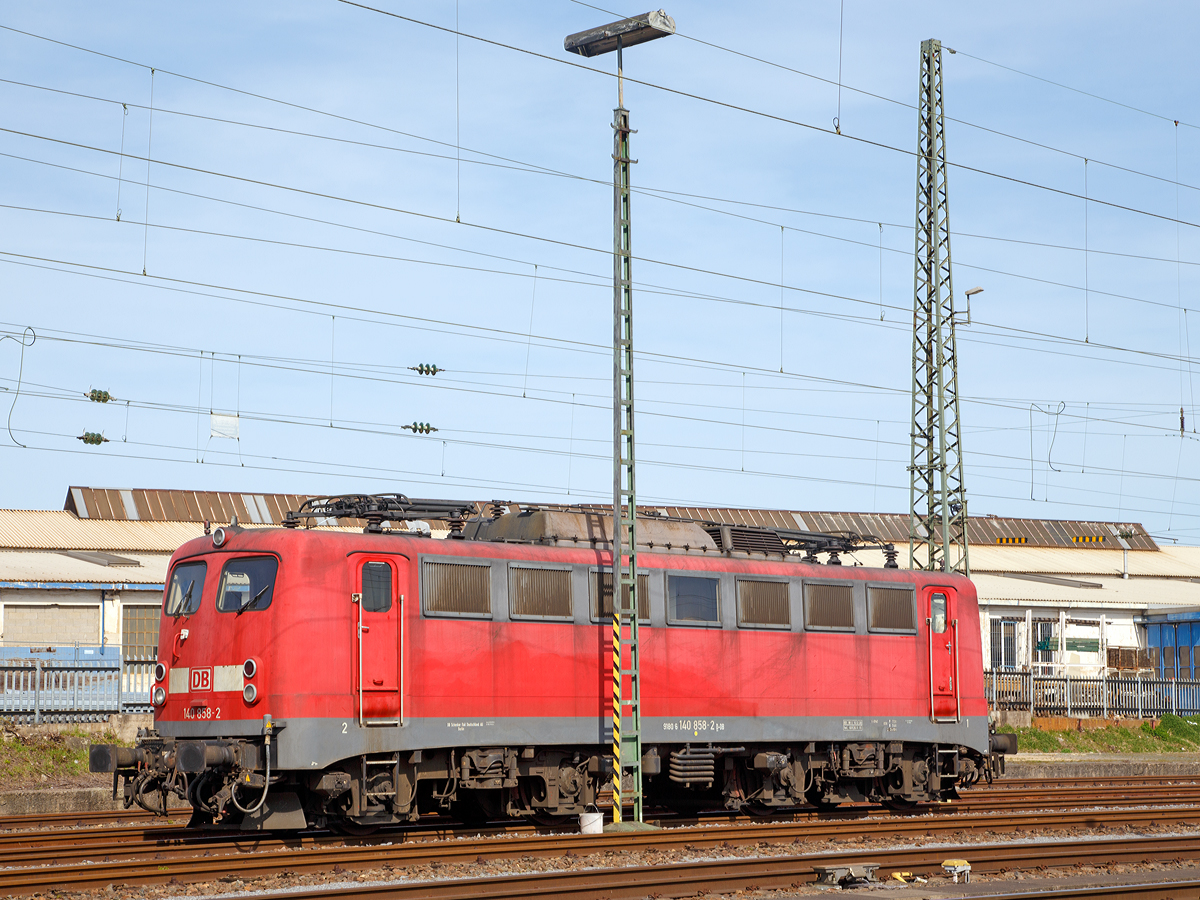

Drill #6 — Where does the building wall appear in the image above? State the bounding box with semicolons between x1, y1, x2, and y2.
2;601;99;645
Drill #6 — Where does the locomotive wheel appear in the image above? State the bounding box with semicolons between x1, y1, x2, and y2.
531;812;574;827
804;784;840;811
453;789;504;827
331;818;381;836
743;802;776;817
881;795;919;812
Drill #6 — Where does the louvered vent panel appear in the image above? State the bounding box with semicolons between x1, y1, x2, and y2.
510;567;572;618
422;561;491;615
804;582;854;630
868;587;915;632
737;580;789;627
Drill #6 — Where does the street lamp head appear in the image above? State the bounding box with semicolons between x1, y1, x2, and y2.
564;10;675;58
964;286;984;296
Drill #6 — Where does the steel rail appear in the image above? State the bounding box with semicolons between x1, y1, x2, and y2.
4;803;1200;893
0;777;1193;833
27;833;1200;900
4;783;1200;865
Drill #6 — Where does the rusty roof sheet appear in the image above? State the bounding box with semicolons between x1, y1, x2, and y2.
65;487;313;525
62;489;1158;551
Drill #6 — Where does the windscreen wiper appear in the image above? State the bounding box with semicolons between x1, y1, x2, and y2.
236;583;271;616
174;579;195;619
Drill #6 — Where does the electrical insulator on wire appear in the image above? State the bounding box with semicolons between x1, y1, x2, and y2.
77;432;109;445
409;364;441;376
402;422;437;435
87;389;112;403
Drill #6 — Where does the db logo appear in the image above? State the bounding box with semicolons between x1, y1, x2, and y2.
190;667;213;692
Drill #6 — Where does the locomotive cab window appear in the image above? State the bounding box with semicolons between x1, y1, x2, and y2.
667;575;720;626
216;557;278;613
803;582;854;631
867;585;916;634
591;571;650;623
164;561;206;617
930;592;948;633
509;566;572;620
736;580;789;629
362;561;392;613
422;560;491;618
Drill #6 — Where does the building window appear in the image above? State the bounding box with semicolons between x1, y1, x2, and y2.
736;580;789;628
422;560;491;617
867;586;915;633
509;566;573;620
362;562;392;613
667;575;720;625
803;582;854;631
1033;619;1056;674
989;618;1020;670
121;606;159;662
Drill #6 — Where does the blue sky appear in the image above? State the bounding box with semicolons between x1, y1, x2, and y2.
1;2;1198;542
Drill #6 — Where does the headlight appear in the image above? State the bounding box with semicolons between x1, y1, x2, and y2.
242;658;257;679
243;683;258;704
154;662;167;682
212;527;227;548
152;686;166;706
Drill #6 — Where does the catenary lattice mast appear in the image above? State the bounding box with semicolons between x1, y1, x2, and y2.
909;38;970;577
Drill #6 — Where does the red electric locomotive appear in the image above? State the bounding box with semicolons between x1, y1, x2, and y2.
91;495;1015;830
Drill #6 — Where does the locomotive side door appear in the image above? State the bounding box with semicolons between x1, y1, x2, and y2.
354;557;406;725
925;586;960;722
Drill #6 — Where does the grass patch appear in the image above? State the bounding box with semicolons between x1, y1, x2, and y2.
0;721;123;788
998;714;1200;753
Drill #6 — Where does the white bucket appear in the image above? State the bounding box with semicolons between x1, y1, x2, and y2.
579;810;603;834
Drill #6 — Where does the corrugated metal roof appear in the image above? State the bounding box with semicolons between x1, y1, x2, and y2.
0;551;169;585
0;511;208;552
973;573;1200;609
65;487;313;525
560;503;1156;550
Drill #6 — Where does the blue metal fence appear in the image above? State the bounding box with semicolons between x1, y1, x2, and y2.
0;659;152;724
986;669;1200;719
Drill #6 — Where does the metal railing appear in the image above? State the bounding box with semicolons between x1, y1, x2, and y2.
0;659;152;724
986;669;1200;719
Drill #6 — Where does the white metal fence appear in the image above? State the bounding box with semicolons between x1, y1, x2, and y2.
986;669;1200;718
0;659;153;724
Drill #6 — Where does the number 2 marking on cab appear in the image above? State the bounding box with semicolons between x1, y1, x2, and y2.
341;722;348;734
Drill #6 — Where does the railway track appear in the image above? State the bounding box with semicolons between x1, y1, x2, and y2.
1;776;1195;832
3;799;1200;894
18;832;1199;900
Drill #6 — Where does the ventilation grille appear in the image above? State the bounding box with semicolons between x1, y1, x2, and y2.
804;582;854;630
737;580;789;627
422;561;491;616
704;526;789;554
592;572;650;620
509;567;572;619
868;587;915;632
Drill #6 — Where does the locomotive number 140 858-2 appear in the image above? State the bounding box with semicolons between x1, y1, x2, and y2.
183;706;221;720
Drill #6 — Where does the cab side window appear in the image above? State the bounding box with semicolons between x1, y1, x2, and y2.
930;592;947;633
362;561;392;612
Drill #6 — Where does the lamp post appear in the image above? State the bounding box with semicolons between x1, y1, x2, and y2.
565;9;674;829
